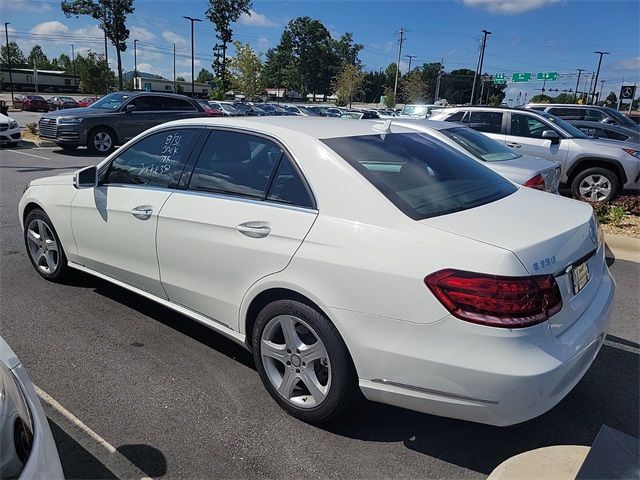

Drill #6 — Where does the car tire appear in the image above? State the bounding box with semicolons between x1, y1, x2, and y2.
571;167;619;203
57;143;79;151
23;209;71;283
252;299;358;424
87;127;116;155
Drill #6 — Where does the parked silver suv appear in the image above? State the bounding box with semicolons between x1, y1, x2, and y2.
430;106;640;202
525;104;638;128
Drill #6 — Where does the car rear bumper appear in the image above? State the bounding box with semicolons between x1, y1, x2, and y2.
330;265;615;426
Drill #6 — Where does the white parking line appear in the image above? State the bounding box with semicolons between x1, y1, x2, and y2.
35;385;153;480
6;149;51;160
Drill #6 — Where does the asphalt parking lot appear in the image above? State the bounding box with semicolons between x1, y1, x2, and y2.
1;143;638;479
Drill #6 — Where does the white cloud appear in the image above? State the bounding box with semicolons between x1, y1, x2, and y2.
239;9;278;27
612;57;640;72
257;36;270;51
31;21;70;36
130;26;156;42
176;71;192;81
3;0;51;13
136;63;167;77
462;0;560;14
73;24;104;41
176;58;202;68
162;31;187;48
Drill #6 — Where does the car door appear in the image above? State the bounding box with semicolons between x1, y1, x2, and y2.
117;95;161;142
463;111;507;144
156;129;318;330
70;127;203;298
153;96;202;124
505;112;570;167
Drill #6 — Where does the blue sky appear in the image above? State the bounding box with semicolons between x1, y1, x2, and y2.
3;0;639;103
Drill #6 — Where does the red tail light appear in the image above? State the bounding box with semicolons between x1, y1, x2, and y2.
523;173;546;190
424;269;562;328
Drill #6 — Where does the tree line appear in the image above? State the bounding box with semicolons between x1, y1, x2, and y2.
0;0;508;105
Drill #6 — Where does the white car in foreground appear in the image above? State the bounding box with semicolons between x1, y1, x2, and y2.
1;336;63;478
19;117;615;426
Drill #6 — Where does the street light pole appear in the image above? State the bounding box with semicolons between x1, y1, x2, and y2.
133;39;138;90
573;69;584;103
598;80;606;105
393;27;405;100
182;16;201;98
70;44;76;92
591;51;609;105
4;23;14;104
404;54;416;74
470;29;491;105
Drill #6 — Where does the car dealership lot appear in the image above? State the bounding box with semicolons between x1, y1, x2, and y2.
1;146;638;479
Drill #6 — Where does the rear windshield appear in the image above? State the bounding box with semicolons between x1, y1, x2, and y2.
539;112;589;138
322;133;516;220
440;126;520;162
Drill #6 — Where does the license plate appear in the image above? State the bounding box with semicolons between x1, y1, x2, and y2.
572;260;590;294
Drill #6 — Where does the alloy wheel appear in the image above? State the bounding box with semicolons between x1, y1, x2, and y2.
260;315;331;409
93;132;113;152
579;174;612;202
26;219;59;274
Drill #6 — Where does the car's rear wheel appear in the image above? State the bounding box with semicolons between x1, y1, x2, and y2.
24;209;71;282
571;167;619;203
87;127;116;155
252;299;358;424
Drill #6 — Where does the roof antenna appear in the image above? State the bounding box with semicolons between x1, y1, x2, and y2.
372;119;393;136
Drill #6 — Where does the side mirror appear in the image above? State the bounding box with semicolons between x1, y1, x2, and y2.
73;166;98;189
542;129;560;144
124;103;136;113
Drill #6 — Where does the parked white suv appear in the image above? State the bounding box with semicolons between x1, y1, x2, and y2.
430;107;640;202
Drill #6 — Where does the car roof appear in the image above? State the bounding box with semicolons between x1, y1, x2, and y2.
150;116;420;140
527;104;610;110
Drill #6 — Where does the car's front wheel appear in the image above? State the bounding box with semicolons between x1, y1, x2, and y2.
252;299;358;424
571;167;619;203
87;127;116;155
24;209;71;282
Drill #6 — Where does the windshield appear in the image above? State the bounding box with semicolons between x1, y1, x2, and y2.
61;97;75;102
539;112;589;138
90;93;131;110
220;103;240;113
440;127;520;162
603;107;637;127
322;133;516;220
402;105;428;116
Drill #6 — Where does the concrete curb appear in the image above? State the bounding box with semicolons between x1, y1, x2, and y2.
605;234;640;263
488;446;590;480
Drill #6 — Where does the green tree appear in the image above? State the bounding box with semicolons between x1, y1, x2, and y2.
604;92;617;108
196;68;215;83
552;92;575;104
0;41;27;68
385;62;399;88
333;32;363;69
439;68;475;105
51;53;72;72
229;41;264;100
401;69;428;104
176;76;186;82
75;51;116;93
383;86;395;108
530;94;554;103
61;0;135;90
27;45;53;69
419;62;443;102
362;70;386;104
207;0;252;95
262;30;298;92
333;63;364;107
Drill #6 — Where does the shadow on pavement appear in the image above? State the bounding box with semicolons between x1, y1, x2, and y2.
0;165;89;173
118;444;168;478
321;343;639;475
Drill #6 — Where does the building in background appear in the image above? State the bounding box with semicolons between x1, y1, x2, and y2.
133;76;211;98
0;68;79;94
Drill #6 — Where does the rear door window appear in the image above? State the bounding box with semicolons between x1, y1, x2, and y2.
468;112;503;134
321;133;516;220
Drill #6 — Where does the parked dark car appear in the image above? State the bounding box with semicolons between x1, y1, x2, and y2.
38;91;209;154
13;95;49;112
48;96;80;110
233;102;267;116
525;104;637;128
569;120;640;144
254;103;296;116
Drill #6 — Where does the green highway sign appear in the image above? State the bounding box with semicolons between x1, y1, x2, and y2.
494;79;506;84
495;73;506;80
512;73;532;82
537;72;559;81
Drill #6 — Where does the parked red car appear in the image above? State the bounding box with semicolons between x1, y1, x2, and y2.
197;100;225;116
78;96;98;107
13;95;49;112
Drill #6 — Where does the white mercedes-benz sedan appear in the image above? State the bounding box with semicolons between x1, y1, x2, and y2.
19;117;615;426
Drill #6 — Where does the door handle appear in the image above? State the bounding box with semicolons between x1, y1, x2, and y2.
130;205;153;220
236;222;271;238
506;142;521;148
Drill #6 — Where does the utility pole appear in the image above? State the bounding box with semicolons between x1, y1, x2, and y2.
434;59;443;102
617;77;624;110
574;68;584;102
173;43;176;94
629;81;636;113
133;39;138;90
591;51;609;105
470;29;491;105
404;54;416;74
393;27;405;99
70;44;76;92
4;23;14;104
183;16;201;98
598;80;606;105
